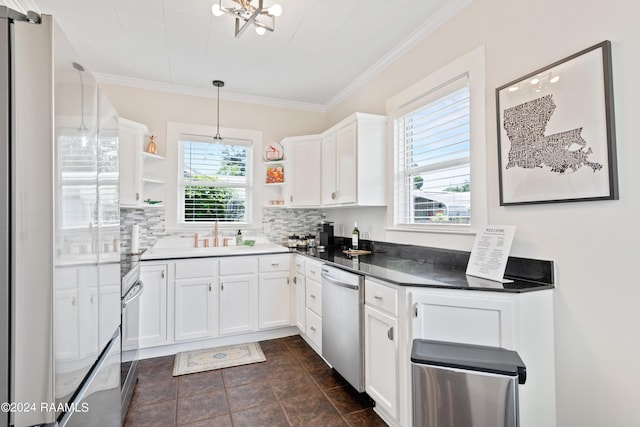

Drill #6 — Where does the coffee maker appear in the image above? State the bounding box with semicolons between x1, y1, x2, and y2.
317;221;334;251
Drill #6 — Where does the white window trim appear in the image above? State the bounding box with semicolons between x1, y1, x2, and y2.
166;121;263;231
385;45;487;234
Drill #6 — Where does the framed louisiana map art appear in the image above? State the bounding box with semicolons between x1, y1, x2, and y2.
496;41;618;205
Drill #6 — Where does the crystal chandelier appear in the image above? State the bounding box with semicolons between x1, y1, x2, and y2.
212;0;282;38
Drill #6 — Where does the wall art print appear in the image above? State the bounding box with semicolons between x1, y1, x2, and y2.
496;41;618;206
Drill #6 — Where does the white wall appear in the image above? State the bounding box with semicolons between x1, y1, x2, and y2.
326;0;640;425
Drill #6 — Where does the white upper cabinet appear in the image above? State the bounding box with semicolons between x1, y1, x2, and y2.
321;113;387;207
282;136;322;207
119;118;165;207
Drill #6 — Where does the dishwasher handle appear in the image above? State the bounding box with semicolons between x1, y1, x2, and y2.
321;269;359;290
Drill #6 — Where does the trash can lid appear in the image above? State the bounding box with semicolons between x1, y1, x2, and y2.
411;339;527;385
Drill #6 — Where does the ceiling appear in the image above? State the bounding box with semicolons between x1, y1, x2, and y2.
18;0;469;110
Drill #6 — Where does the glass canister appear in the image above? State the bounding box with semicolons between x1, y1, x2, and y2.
287;235;299;250
306;235;316;248
296;236;307;250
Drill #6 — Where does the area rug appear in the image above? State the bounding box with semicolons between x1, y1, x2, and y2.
173;342;266;376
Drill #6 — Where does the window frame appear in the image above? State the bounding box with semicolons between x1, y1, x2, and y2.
166;122;262;230
385;45;487;234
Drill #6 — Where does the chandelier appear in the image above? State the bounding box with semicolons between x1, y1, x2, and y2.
212;0;282;38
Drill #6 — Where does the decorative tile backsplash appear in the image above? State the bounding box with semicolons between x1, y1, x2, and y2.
120;206;327;257
263;207;326;245
120;206;167;257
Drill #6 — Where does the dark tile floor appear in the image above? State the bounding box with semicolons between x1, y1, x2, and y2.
124;335;388;426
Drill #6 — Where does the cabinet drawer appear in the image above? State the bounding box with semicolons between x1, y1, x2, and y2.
305;260;323;281
365;278;397;316
305;308;322;351
220;256;258;275
306;278;322;316
259;254;291;272
294;256;305;274
175;259;217;279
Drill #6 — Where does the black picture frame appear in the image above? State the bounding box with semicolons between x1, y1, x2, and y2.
496;41;618;206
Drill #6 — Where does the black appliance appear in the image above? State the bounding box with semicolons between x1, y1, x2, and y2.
317;221;334;250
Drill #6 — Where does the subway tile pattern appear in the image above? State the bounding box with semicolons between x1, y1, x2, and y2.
262;207;326;245
120;207;167;273
124;335;387;427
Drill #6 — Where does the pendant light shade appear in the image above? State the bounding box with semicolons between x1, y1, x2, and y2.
213;80;224;141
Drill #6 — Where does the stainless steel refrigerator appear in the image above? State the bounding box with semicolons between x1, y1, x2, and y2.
1;8;121;426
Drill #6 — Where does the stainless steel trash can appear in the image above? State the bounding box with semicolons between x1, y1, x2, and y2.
411;339;526;427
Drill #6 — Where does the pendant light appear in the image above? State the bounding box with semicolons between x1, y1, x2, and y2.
212;80;224;141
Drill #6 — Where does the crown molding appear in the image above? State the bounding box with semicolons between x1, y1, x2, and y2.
94;73;327;113
324;0;472;111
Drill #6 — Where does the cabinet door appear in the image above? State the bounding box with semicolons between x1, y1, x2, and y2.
411;289;515;349
287;137;322;206
136;264;168;348
258;272;291;329
295;272;306;333
365;305;398;419
335;122;357;204
118;118;146;207
321;133;337;205
175;277;217;342
219;274;256;335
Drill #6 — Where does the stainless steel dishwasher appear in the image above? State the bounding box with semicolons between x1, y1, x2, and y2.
321;264;365;392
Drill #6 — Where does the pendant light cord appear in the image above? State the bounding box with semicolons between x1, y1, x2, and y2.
213;80;224;140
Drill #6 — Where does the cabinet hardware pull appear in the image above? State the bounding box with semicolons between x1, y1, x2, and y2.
136;192;140;201
387;326;394;341
287;277;290;284
310;326;316;331
374;295;383;300
290;195;293;203
271;263;279;267
310;294;316;299
161;270;165;279
413;303;418;317
293;276;297;284
71;296;76;306
221;282;224;291
209;283;212;292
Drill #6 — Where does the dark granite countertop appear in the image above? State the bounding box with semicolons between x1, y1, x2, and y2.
295;243;554;293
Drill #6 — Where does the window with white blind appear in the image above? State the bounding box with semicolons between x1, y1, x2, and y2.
179;135;252;223
395;75;470;226
389;46;486;231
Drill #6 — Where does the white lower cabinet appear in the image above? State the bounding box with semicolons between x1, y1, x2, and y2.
258;272;291;329
174;259;218;342
408;287;556;427
305;308;322;351
365;279;399;423
219;257;258;335
365;305;398;419
174;278;217;342
137;264;168;348
258;254;293;329
294;271;305;333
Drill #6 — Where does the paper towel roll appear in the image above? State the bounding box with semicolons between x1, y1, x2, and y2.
131;224;140;254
